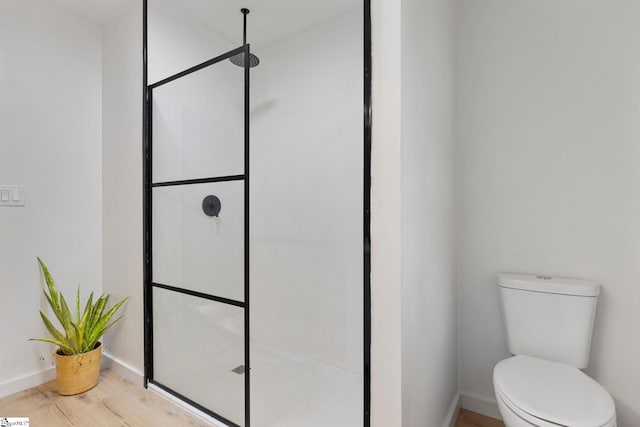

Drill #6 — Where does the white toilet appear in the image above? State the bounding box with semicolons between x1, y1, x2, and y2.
494;273;616;427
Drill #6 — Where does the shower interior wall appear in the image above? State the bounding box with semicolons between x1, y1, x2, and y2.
250;8;364;374
147;0;363;378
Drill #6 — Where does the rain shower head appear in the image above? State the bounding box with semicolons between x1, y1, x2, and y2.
230;52;260;68
230;8;260;68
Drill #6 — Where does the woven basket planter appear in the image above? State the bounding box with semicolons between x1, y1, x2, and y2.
55;342;102;395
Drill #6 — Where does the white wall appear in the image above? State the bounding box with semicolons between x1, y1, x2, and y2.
370;0;458;425
456;1;640;425
147;0;234;85
370;0;403;423
101;2;144;377
0;0;103;395
146;1;364;374
401;0;457;425
250;8;363;373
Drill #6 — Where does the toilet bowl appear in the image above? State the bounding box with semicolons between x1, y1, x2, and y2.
494;355;616;427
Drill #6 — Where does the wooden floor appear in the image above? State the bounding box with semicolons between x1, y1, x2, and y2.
0;370;504;427
0;370;210;426
455;408;505;427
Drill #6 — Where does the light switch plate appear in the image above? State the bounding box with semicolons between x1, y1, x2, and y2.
0;185;25;207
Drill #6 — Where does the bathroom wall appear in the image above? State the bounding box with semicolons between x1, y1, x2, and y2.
101;2;144;378
0;0;103;396
370;0;402;422
400;0;457;425
146;0;234;85
250;8;364;373
370;0;458;425
456;0;640;424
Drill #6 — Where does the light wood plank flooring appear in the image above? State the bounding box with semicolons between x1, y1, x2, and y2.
455;408;505;427
0;370;211;426
0;371;504;427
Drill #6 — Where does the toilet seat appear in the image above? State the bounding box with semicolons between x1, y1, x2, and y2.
496;386;565;427
494;355;616;427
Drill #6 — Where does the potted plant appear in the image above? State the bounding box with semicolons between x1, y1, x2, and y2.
31;257;127;395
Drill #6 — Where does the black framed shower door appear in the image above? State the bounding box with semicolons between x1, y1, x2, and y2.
143;45;252;427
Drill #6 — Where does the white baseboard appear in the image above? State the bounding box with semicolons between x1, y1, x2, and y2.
443;393;461;427
0;353;142;400
101;352;144;387
460;391;502;420
0;367;56;399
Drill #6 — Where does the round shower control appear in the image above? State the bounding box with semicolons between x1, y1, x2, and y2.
202;195;222;217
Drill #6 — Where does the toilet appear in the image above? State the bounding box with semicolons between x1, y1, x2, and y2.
494;273;616;427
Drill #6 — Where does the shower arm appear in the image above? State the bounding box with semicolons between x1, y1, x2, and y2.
241;8;249;47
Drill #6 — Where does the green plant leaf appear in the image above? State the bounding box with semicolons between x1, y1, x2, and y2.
86;298;127;346
75;286;81;323
38;311;66;343
59;293;74;340
78;304;90;342
81;292;93;324
37;257;59;308
42;290;65;329
80;292;94;344
32;258;127;355
88;295;107;333
29;338;74;355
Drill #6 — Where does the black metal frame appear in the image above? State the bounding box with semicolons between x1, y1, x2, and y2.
243;40;251;427
142;16;250;425
363;1;372;425
142;0;150;390
142;1;372;426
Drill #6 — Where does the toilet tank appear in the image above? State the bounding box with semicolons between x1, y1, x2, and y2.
498;273;600;369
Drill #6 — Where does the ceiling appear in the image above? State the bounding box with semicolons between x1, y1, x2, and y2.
43;0;136;24
161;0;362;49
42;0;362;48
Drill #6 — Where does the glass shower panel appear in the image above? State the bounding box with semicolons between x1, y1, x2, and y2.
249;7;364;426
147;1;367;425
153;287;245;426
152;181;244;301
152;59;244;183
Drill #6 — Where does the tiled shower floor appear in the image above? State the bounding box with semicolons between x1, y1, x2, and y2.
251;346;363;427
161;344;363;427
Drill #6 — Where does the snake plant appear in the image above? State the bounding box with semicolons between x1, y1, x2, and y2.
31;257;127;355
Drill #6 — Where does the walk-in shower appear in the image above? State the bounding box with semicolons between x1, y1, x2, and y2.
143;1;371;426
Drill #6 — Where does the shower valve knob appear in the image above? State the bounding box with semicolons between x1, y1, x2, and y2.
202;195;222;217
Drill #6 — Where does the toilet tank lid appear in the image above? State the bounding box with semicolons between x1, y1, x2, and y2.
497;272;600;297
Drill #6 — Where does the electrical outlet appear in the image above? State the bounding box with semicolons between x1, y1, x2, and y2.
38;353;54;367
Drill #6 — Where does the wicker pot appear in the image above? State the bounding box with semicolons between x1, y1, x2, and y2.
55;342;102;395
